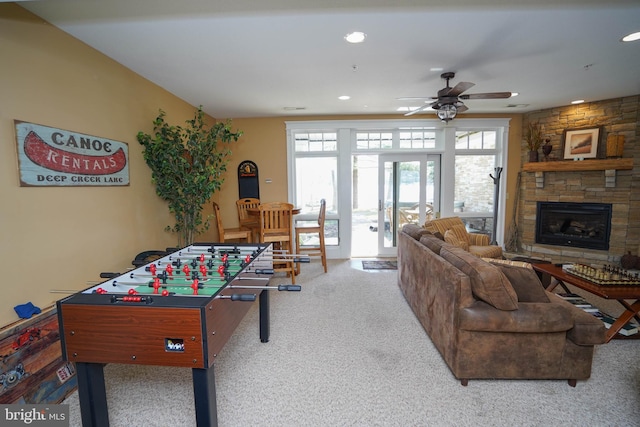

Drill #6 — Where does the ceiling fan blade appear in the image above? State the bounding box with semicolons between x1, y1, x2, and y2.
460;92;512;100
404;102;435;116
442;81;475;97
456;104;469;114
396;96;438;101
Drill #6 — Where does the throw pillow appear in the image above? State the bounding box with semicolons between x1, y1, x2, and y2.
444;229;469;251
449;224;471;247
440;246;519;311
493;263;549;303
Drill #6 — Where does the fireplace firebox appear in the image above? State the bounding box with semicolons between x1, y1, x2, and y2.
535;202;612;250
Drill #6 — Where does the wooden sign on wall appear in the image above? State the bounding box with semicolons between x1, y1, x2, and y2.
14;120;130;187
238;160;259;199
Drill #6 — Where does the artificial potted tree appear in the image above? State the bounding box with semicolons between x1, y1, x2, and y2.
137;106;242;246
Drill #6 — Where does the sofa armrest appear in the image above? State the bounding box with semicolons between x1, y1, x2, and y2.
469;233;490;246
548;294;606;345
459;300;573;333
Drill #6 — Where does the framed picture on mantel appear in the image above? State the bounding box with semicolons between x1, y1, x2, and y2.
562;127;601;160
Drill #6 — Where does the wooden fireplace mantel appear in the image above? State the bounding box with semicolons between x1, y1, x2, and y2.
522;158;634;188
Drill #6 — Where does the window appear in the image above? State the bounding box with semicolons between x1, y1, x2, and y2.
293;131;339;246
356;132;392;150
399;130;436;149
294;157;337;216
295;132;337;152
454;130;501;237
455;130;496;150
355;129;436;150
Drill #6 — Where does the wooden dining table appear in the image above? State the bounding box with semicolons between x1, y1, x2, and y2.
246;207;301;216
244;206;301;246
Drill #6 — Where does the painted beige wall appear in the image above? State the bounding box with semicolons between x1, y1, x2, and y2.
1;4;523;326
0;4;206;325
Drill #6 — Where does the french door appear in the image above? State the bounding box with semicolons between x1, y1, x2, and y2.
377;154;440;256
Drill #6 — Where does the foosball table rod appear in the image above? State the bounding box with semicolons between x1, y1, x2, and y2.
228;284;302;291
260;255;312;263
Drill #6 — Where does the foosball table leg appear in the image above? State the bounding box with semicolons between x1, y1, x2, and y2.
76;362;110;427
192;366;218;427
260;289;270;343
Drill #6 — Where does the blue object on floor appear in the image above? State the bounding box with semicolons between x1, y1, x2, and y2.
14;302;41;319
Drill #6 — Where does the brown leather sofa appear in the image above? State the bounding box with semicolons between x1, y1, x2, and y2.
398;224;605;386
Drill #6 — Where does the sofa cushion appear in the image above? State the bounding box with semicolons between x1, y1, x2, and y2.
492;263;549;303
444;229;469;251
402;224;431;240
459;300;573;333
432;231;444;240
469;245;503;259
419;234;448;255
440;246;519;311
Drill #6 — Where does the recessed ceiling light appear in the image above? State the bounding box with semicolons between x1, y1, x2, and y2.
430;67;444;72
344;32;366;43
571;99;585;105
621;31;640;42
338;95;351;101
511;92;519;97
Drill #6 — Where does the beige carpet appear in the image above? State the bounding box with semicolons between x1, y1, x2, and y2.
64;260;640;426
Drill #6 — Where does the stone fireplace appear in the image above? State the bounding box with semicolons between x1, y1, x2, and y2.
511;95;639;266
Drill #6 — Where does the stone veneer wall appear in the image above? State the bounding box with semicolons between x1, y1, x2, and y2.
513;95;639;265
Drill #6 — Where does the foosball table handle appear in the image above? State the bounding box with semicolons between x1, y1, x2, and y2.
230;294;256;302
100;272;120;278
278;285;301;291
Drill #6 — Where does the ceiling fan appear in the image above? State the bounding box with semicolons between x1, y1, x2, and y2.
401;72;512;121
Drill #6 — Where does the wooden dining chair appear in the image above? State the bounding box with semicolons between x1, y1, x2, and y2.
213;202;252;243
236;198;261;240
258;202;296;283
295;199;327;274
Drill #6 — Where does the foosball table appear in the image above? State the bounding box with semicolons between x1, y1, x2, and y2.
56;243;300;427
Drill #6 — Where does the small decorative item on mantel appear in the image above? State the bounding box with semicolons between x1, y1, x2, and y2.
525;121;543;162
606;134;625;158
542;138;553;161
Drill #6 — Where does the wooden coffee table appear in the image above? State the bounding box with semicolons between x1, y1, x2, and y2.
533;263;640;343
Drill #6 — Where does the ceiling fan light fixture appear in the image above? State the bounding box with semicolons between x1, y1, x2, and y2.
437;104;457;122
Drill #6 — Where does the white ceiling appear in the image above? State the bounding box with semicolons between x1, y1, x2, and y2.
18;0;640;119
